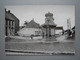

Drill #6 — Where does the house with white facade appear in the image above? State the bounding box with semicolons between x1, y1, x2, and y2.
17;19;42;37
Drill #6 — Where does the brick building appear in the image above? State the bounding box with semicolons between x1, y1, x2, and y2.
5;9;19;36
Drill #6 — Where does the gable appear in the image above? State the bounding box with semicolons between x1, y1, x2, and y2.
26;20;40;28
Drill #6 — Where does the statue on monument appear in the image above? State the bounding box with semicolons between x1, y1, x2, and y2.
45;12;56;26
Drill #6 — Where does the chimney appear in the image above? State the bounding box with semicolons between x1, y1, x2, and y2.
5;8;6;12
8;10;10;13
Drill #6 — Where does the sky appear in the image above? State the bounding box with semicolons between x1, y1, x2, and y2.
5;5;75;30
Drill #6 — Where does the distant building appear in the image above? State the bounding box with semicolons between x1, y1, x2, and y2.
18;19;42;36
5;9;19;36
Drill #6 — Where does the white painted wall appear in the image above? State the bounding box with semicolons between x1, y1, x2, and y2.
17;27;42;36
55;30;62;34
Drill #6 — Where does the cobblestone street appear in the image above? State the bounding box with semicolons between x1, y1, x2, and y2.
5;35;75;55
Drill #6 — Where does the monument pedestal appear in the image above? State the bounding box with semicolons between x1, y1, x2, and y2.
42;12;57;41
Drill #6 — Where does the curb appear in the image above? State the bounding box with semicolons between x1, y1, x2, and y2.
5;49;75;55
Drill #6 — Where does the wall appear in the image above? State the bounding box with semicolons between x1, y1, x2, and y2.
18;28;42;36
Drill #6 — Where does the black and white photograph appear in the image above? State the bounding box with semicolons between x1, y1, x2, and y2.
5;5;75;55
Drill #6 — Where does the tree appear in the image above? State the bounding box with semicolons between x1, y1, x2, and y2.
24;21;28;26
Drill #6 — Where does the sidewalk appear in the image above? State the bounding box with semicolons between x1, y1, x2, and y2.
5;49;75;55
9;36;43;40
56;35;75;42
8;35;74;43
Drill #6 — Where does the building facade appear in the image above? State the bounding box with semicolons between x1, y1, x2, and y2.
5;9;19;36
18;19;42;37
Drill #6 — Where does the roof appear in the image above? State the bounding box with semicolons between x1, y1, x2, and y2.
72;26;75;30
42;22;56;26
55;27;63;30
26;20;40;28
5;10;19;21
5;11;15;20
41;21;57;28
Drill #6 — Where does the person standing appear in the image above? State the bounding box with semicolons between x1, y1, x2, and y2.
31;34;34;40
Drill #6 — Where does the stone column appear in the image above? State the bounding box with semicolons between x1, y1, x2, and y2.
49;27;51;37
9;20;11;36
10;21;12;35
48;25;49;39
13;21;15;35
46;25;50;40
7;20;10;36
6;20;8;36
54;28;55;36
12;21;14;35
46;27;47;39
